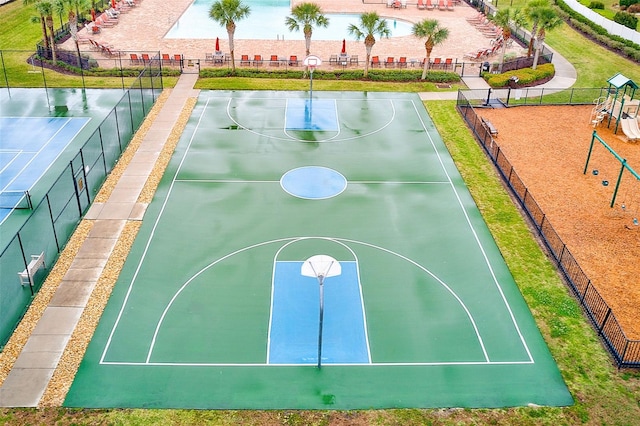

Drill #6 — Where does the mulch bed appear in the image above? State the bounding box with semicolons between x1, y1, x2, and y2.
477;105;640;340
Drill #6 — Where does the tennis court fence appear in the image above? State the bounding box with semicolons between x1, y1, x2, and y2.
457;90;640;369
0;62;162;350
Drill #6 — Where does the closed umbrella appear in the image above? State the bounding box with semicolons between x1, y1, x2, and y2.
341;39;346;54
215;37;220;52
111;0;116;8
91;8;96;21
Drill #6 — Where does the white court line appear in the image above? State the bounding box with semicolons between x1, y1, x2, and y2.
410;99;534;363
100;360;534;367
0;151;22;175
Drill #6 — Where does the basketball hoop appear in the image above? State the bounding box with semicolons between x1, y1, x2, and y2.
303;55;322;98
303;54;322;74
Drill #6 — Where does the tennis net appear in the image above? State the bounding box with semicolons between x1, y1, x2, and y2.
0;190;33;209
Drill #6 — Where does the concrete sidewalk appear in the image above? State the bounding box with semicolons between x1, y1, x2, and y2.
0;73;200;408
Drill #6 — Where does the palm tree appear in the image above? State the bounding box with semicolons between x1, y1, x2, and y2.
524;0;550;58
285;2;329;58
209;0;251;73
24;0;50;52
411;19;449;80
64;0;90;68
490;8;526;73
532;7;562;69
29;0;59;63
347;12;390;78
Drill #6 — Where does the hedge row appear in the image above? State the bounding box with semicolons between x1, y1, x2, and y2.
484;63;556;88
554;0;640;62
199;68;462;83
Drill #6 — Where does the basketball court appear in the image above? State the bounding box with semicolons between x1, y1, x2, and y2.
64;90;572;409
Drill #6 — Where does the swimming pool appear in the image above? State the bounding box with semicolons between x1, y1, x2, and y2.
165;0;413;40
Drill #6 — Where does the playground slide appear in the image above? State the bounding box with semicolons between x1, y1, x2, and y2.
620;118;640;141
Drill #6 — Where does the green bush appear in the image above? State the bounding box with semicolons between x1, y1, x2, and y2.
620;0;639;7
484;63;555;88
198;68;461;83
613;11;639;30
588;1;604;9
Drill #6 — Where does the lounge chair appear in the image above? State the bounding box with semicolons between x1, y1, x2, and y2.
329;54;338;65
269;55;280;66
426;0;435;9
401;0;407;7
432;58;441;69
397;57;407;68
173;54;183;66
417;0;426;9
240;54;250;66
446;0;454;10
141;53;150;64
349;55;358;65
438;0;446;10
371;56;380;67
385;57;395;68
252;55;263;66
288;55;299;66
205;52;214;63
161;53;171;66
444;58;453;69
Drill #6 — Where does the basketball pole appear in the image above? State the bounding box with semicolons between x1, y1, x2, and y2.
316;272;325;369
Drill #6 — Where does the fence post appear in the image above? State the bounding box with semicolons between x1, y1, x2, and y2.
45;194;61;253
598;307;612;336
16;234;33;296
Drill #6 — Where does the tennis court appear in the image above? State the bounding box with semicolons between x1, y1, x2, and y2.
65;91;572;409
0;88;128;234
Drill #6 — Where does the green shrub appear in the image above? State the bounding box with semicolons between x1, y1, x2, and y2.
620;0;639;7
198;68;461;83
613;11;638;30
588;1;604;9
484;63;555;88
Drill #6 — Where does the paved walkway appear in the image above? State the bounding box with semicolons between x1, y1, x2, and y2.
0;37;577;405
0;73;199;408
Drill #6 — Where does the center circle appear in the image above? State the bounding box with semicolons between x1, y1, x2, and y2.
280;166;347;200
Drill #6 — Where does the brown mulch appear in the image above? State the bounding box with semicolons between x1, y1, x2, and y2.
478;105;640;340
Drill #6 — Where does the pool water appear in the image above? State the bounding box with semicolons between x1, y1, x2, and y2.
165;0;413;40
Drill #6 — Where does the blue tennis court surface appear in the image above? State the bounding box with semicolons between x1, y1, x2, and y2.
0;117;89;223
268;261;369;364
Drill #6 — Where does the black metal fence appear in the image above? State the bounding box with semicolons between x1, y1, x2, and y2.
456;91;640;369
0;61;162;350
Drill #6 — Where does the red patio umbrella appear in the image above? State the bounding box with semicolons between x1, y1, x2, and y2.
341;39;346;54
91;8;96;21
111;0;116;8
215;37;220;52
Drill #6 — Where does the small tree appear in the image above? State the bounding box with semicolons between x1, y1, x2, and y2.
524;0;550;58
347;12;390;78
64;0;91;68
209;0;251;73
490;8;526;73
532;7;562;69
411;19;449;80
285;2;329;58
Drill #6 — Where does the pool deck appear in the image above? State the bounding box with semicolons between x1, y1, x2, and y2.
63;0;524;67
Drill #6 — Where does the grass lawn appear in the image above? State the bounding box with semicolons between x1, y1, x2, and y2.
1;1;640;424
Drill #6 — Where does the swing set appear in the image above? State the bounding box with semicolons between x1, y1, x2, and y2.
584;130;640;226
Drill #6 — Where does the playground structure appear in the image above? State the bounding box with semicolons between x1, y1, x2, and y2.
584;130;640;226
591;73;639;139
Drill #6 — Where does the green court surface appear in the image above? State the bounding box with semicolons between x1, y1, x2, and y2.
65;91;572;409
